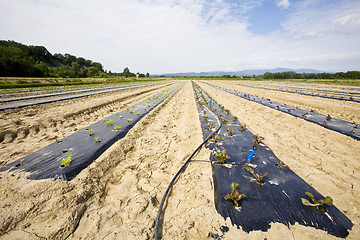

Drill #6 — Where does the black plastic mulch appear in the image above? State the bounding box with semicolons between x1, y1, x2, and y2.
192;81;352;238
0;84;182;181
202;81;360;140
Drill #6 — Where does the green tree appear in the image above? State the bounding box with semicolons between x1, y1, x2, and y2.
123;67;131;77
88;66;100;77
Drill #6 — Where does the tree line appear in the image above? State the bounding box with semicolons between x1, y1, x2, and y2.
237;71;360;79
0;40;149;78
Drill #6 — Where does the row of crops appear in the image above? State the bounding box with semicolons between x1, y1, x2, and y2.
202;81;360;140
228;81;360;102
0;81;169;110
0;83;182;180
190;81;352;238
0;80;355;238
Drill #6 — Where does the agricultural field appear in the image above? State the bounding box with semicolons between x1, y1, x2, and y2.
0;79;359;239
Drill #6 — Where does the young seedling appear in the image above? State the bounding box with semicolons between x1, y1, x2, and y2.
125;107;129;111
209;133;224;143
206;123;214;130
326;114;331;121
224;182;246;207
233;116;238;122
137;111;140;115
226;127;234;136
301;192;333;212
129;110;134;113
219;113;223;118
216;150;230;163
253;134;264;144
88;129;95;136
275;160;289;169
203;115;209;121
222;119;228;125
20;158;25;165
225;109;230;115
119;115;123;119
127;118;133;122
106;119;114;126
213;108;217;112
114;125;121;131
244;164;267;185
239;123;247;131
61;154;72;167
94;137;100;143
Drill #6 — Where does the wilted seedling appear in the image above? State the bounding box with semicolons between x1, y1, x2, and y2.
275;160;289;169
326;114;331;121
219;113;223;118
226;127;234;136
128;118;133;122
203;115;209;121
61;154;72;167
114;125;121;131
239;123;247;131
106;119;114;126
233;116;238;122
209;133;224;143
216;150;230;163
301;192;333;212
244;164;267;185
222;119;228;125
225;109;230;115
253;134;264;144
224;182;246;207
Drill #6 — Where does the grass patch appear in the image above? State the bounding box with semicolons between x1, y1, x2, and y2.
0;77;165;89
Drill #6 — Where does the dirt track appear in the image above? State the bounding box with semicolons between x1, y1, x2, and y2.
0;80;359;239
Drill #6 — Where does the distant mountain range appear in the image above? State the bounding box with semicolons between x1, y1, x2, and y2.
154;68;327;77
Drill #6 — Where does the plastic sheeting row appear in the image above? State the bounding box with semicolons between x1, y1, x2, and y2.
192;81;352;238
0;82;169;111
0;84;182;181
201;81;360;140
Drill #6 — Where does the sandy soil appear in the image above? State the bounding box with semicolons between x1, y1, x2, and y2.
0;80;359;239
0;82;172;166
198;81;360;239
213;80;360;123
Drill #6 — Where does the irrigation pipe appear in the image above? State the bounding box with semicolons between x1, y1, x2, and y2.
154;84;222;240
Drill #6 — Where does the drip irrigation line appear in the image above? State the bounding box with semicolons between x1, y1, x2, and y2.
154;83;222;240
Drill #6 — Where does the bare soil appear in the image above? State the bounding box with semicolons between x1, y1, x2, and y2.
0;80;359;239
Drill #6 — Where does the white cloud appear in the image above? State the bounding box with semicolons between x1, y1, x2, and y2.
277;0;290;9
0;0;359;73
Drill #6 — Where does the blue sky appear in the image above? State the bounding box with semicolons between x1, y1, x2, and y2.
0;0;359;74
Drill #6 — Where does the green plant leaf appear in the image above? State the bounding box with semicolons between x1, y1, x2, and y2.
323;196;333;206
302;198;319;207
305;192;316;203
230;182;239;191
